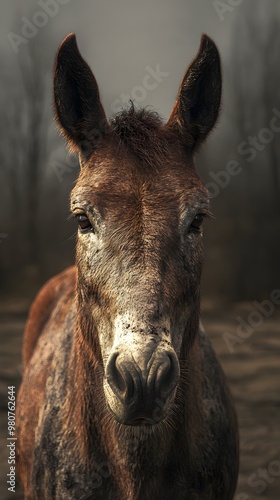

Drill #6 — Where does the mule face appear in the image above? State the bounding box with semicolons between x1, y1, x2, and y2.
71;145;208;423
54;34;221;425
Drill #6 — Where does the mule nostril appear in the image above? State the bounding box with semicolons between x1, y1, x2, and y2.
106;354;122;399
106;353;135;402
155;353;179;399
105;349;179;423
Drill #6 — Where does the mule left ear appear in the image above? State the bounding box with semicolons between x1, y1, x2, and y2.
53;33;109;159
167;34;222;151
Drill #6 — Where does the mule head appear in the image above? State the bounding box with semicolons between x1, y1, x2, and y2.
53;34;221;426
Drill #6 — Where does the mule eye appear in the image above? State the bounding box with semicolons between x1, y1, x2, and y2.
75;214;93;233
190;214;205;232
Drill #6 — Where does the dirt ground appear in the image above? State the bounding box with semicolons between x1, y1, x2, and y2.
0;295;279;500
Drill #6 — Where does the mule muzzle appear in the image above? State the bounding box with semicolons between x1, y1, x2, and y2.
104;348;180;425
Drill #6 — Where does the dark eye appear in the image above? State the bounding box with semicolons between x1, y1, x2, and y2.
190;214;205;233
75;214;93;233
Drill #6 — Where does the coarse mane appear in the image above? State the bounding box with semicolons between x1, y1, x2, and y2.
110;105;180;168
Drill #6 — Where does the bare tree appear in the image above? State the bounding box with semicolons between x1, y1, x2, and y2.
18;39;50;265
229;2;280;203
0;25;55;287
226;1;280;299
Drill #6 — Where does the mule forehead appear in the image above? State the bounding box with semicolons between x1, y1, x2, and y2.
71;144;209;217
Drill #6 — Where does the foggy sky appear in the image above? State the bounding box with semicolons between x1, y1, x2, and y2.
1;0;242;120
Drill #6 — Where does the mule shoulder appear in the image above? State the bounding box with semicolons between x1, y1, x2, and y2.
22;266;77;370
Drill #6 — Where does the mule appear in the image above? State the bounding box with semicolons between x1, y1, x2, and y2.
16;33;238;499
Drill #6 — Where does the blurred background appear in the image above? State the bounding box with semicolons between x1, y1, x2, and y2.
0;1;279;499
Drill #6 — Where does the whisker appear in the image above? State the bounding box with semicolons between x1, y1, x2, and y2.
64;231;77;242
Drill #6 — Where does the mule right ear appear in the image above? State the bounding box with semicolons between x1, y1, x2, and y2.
53;33;109;159
167;34;222;151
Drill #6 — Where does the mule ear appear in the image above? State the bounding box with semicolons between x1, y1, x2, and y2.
167;34;222;151
53;33;109;159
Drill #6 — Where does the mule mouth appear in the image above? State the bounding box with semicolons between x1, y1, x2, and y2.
104;379;176;427
107;408;168;427
130;417;151;426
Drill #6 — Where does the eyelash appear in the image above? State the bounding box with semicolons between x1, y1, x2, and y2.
75;213;94;233
188;211;211;233
68;210;212;235
69;212;94;233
